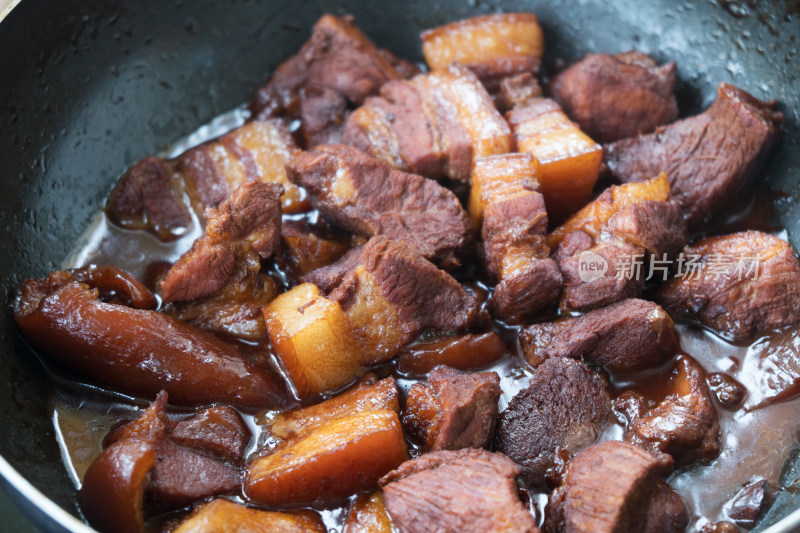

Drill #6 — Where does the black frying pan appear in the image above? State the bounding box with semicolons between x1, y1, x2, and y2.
1;0;798;531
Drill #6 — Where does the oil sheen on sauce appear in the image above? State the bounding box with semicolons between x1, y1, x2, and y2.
50;107;800;532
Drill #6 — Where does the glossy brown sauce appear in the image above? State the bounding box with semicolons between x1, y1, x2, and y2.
50;109;800;533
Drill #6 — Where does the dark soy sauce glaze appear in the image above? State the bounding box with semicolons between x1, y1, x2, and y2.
49;107;800;533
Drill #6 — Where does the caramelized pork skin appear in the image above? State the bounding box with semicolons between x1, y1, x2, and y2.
520;299;678;374
657;231;800;342
287;144;471;266
550;51;678;143
107;119;304;241
606;83;783;229
379;449;540;533
395;332;507;378
545;441;675;533
495;357;611;485
14;268;285;409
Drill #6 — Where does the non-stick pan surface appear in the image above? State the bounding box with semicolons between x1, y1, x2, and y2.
1;0;798;531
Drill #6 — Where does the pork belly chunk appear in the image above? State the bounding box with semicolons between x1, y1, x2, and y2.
472;153;563;322
160;181;283;341
657;231;800;342
265;237;479;398
379;449;539;533
615;356;720;466
286;144;471;266
544;441;675;533
403;366;501;452
550;51;678;143
494;358;611;486
343;64;512;181
249;14;413;145
421;13;543;88
507;96;602;222
106;119;304;241
605;83;783;229
549;174;688;312
520;299;678;374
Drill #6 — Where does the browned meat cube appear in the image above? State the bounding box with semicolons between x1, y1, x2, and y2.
106;119;304;242
605;83;783;229
267;376;399;441
495;72;543;113
657;231;800;342
550;51;678;143
395;332;507;378
642;481;690;533
106;156;192;241
170;406;250;464
550;174;688;312
299;86;349;147
555;231;646;312
245;409;409;506
302;244;367;293
173;499;326;533
278;220;353;283
286;144;471;266
494;358;611;485
403;366;501;452
544;441;674;533
520;299;678;374
615;356;720;466
147;440;240;511
250;15;408;123
266;237;479;397
507;97;602;222
421;13;544;86
343;64;512;182
328;237;480;361
379;449;539;533
472;154;564;322
343;491;393;533
725;477;773;529
160;181;283;341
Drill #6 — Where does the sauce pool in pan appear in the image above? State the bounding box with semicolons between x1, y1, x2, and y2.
45;104;800;532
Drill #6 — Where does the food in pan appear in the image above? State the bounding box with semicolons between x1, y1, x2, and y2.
13;11;798;533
